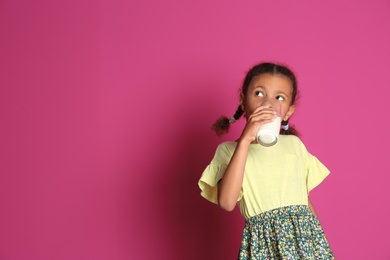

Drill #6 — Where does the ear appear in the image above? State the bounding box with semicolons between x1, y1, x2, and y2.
239;92;246;112
283;105;295;121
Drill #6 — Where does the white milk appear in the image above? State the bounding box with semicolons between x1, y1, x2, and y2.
257;116;281;147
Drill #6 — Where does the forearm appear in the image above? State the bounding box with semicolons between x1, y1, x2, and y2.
308;198;318;218
217;140;251;211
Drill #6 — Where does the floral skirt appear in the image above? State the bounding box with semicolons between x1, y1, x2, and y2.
238;205;334;260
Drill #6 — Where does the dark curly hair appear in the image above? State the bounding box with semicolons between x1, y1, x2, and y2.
212;62;300;137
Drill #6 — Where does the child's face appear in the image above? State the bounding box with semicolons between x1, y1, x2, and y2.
240;73;295;121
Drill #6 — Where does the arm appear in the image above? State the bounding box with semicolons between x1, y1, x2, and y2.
217;105;276;211
217;139;251;211
308;198;318;218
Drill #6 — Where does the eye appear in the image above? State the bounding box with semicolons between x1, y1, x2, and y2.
255;91;264;97
276;95;285;101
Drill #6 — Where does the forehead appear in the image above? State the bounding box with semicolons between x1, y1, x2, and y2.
249;73;293;93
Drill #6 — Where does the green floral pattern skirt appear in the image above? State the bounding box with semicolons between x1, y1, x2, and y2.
239;205;334;260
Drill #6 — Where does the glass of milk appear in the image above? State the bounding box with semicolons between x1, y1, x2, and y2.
257;106;281;147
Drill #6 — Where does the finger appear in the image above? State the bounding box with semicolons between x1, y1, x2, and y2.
249;109;277;120
249;114;277;130
252;106;277;116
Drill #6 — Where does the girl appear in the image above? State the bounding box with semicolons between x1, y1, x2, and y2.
198;62;334;259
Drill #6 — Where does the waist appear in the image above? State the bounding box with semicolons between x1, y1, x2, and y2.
245;205;312;223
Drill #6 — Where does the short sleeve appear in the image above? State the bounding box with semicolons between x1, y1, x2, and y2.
306;154;330;192
301;142;330;192
198;163;227;204
198;143;231;204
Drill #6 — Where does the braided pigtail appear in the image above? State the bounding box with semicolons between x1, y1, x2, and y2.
212;105;244;136
280;120;300;137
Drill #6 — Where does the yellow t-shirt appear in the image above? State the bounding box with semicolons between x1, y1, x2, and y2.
198;135;330;219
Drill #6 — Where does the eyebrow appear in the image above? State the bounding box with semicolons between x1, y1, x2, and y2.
252;85;265;90
275;90;288;96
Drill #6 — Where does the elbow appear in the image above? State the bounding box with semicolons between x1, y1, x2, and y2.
217;183;238;212
218;197;236;212
220;204;235;212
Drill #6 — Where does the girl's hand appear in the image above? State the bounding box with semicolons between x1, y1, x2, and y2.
239;105;277;144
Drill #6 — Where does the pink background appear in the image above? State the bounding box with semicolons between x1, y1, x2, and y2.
1;1;389;259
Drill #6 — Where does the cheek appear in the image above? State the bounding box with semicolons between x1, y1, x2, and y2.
281;105;291;118
254;101;263;108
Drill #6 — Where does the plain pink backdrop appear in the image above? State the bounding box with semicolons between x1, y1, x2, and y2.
1;0;389;259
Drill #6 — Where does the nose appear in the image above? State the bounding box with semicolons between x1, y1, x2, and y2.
260;100;281;114
260;101;271;107
260;100;274;109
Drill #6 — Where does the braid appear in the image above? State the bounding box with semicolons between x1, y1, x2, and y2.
232;105;244;121
212;105;244;136
280;120;300;137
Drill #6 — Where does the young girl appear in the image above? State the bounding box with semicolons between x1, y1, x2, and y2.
198;62;334;259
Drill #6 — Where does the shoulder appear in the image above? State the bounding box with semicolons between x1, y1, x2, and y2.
216;141;237;153
218;141;237;147
280;135;304;146
211;141;237;164
279;135;308;155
